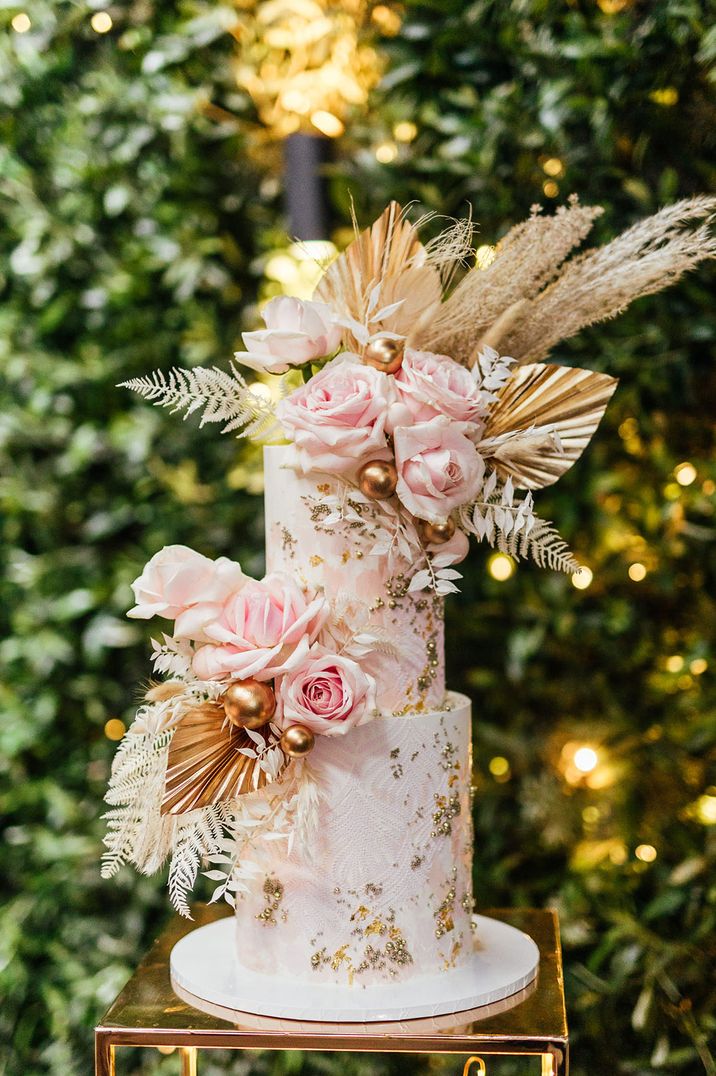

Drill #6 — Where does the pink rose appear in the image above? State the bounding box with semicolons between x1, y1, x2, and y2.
276;357;393;475
238;297;342;374
394;417;485;522
388;348;484;430
276;649;377;736
127;545;246;622
191;573;327;682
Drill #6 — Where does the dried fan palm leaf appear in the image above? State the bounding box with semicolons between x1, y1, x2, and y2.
502;196;716;364
314;201;442;348
162;701;289;815
480;364;618;490
418;201;603;361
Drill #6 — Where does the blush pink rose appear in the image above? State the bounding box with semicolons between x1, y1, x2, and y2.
276;356;393;475
191;573;328;682
127;545;246;622
238;297;342;374
394;417;485;522
388;348;484;430
276;649;378;736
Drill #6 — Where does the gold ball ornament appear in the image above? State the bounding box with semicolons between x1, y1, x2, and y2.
222;679;276;729
358;459;398;500
280;724;316;758
417;517;457;546
363;337;404;374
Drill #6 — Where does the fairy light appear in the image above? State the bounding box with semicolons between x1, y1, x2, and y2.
574;746;599;774
543;157;565;177
543;180;559;198
487;553;515;581
650;87;679;107
375;141;398;163
394;121;418;142
90;11;113;33
489;756;511;781
475;244;496;270
628;562;647;582
572;566;593;590
104;718;126;741
635;843;657;863
11;12;31;31
675;461;697;486
609;842;628;865
665;654;684;673
690;658;708;675
694;794;716;825
597;0;630;11
310;110;344;137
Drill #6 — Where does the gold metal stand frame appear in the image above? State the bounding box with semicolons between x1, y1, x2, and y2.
94;906;568;1075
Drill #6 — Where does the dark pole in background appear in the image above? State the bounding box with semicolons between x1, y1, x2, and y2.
283;133;332;241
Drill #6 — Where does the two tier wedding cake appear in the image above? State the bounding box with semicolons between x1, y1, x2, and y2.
103;199;715;1010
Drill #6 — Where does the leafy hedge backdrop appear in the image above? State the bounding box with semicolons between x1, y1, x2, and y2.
2;2;715;1075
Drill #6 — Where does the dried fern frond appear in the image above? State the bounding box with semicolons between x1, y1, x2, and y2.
502;196;716;363
420;200;603;361
168;802;233;917
120;363;278;439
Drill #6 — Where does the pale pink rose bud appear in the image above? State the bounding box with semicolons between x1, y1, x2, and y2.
238;297;342;374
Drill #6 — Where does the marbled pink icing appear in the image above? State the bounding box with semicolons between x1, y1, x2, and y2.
263;445;446;714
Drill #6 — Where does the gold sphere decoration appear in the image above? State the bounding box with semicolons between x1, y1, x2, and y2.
222;679;276;729
358;459;398;500
363;337;404;374
280;724;316;758
417;517;456;546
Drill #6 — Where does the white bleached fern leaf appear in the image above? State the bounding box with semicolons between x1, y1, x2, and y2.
119;362;278;439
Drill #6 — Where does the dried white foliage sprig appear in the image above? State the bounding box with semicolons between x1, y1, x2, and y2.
119;362;278;439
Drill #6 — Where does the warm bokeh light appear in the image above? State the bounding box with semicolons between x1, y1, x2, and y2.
310;109;344;137
702;479;715;495
394;121;417;142
11;12;31;31
650;87;679;107
104;718;126;741
628;562;647;581
675;461;697;486
487;553;515;581
489;756;510;778
90;11;113;33
543;180;559;198
572;566;593;590
262;240;337;299
475;244;496;270
694;794;716;825
690;658;708;676
574;746;599;774
597;0;630;11
543;157;565;177
635;843;657;863
375;140;398;163
582;805;600;824
665;654;684;673
371;4;401;34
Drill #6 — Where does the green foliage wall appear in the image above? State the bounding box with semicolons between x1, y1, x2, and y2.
1;2;715;1075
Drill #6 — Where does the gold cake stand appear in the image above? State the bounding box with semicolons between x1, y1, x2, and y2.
94;904;568;1075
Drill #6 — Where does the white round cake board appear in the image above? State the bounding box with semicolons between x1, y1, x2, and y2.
170;915;539;1023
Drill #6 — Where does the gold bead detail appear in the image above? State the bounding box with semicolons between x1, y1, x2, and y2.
222;679;276;729
358;460;398;500
417;517;456;546
280;724;316;758
363;337;404;374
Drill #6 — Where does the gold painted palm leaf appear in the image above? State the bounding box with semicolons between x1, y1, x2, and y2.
161;701;289;815
481;363;618;490
314;201;442;348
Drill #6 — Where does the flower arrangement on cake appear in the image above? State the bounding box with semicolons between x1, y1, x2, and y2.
104;200;714;988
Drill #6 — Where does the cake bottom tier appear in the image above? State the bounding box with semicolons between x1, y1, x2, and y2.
235;692;474;985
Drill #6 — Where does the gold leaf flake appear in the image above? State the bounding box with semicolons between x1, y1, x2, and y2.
481;363;618;489
161;700;289;815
